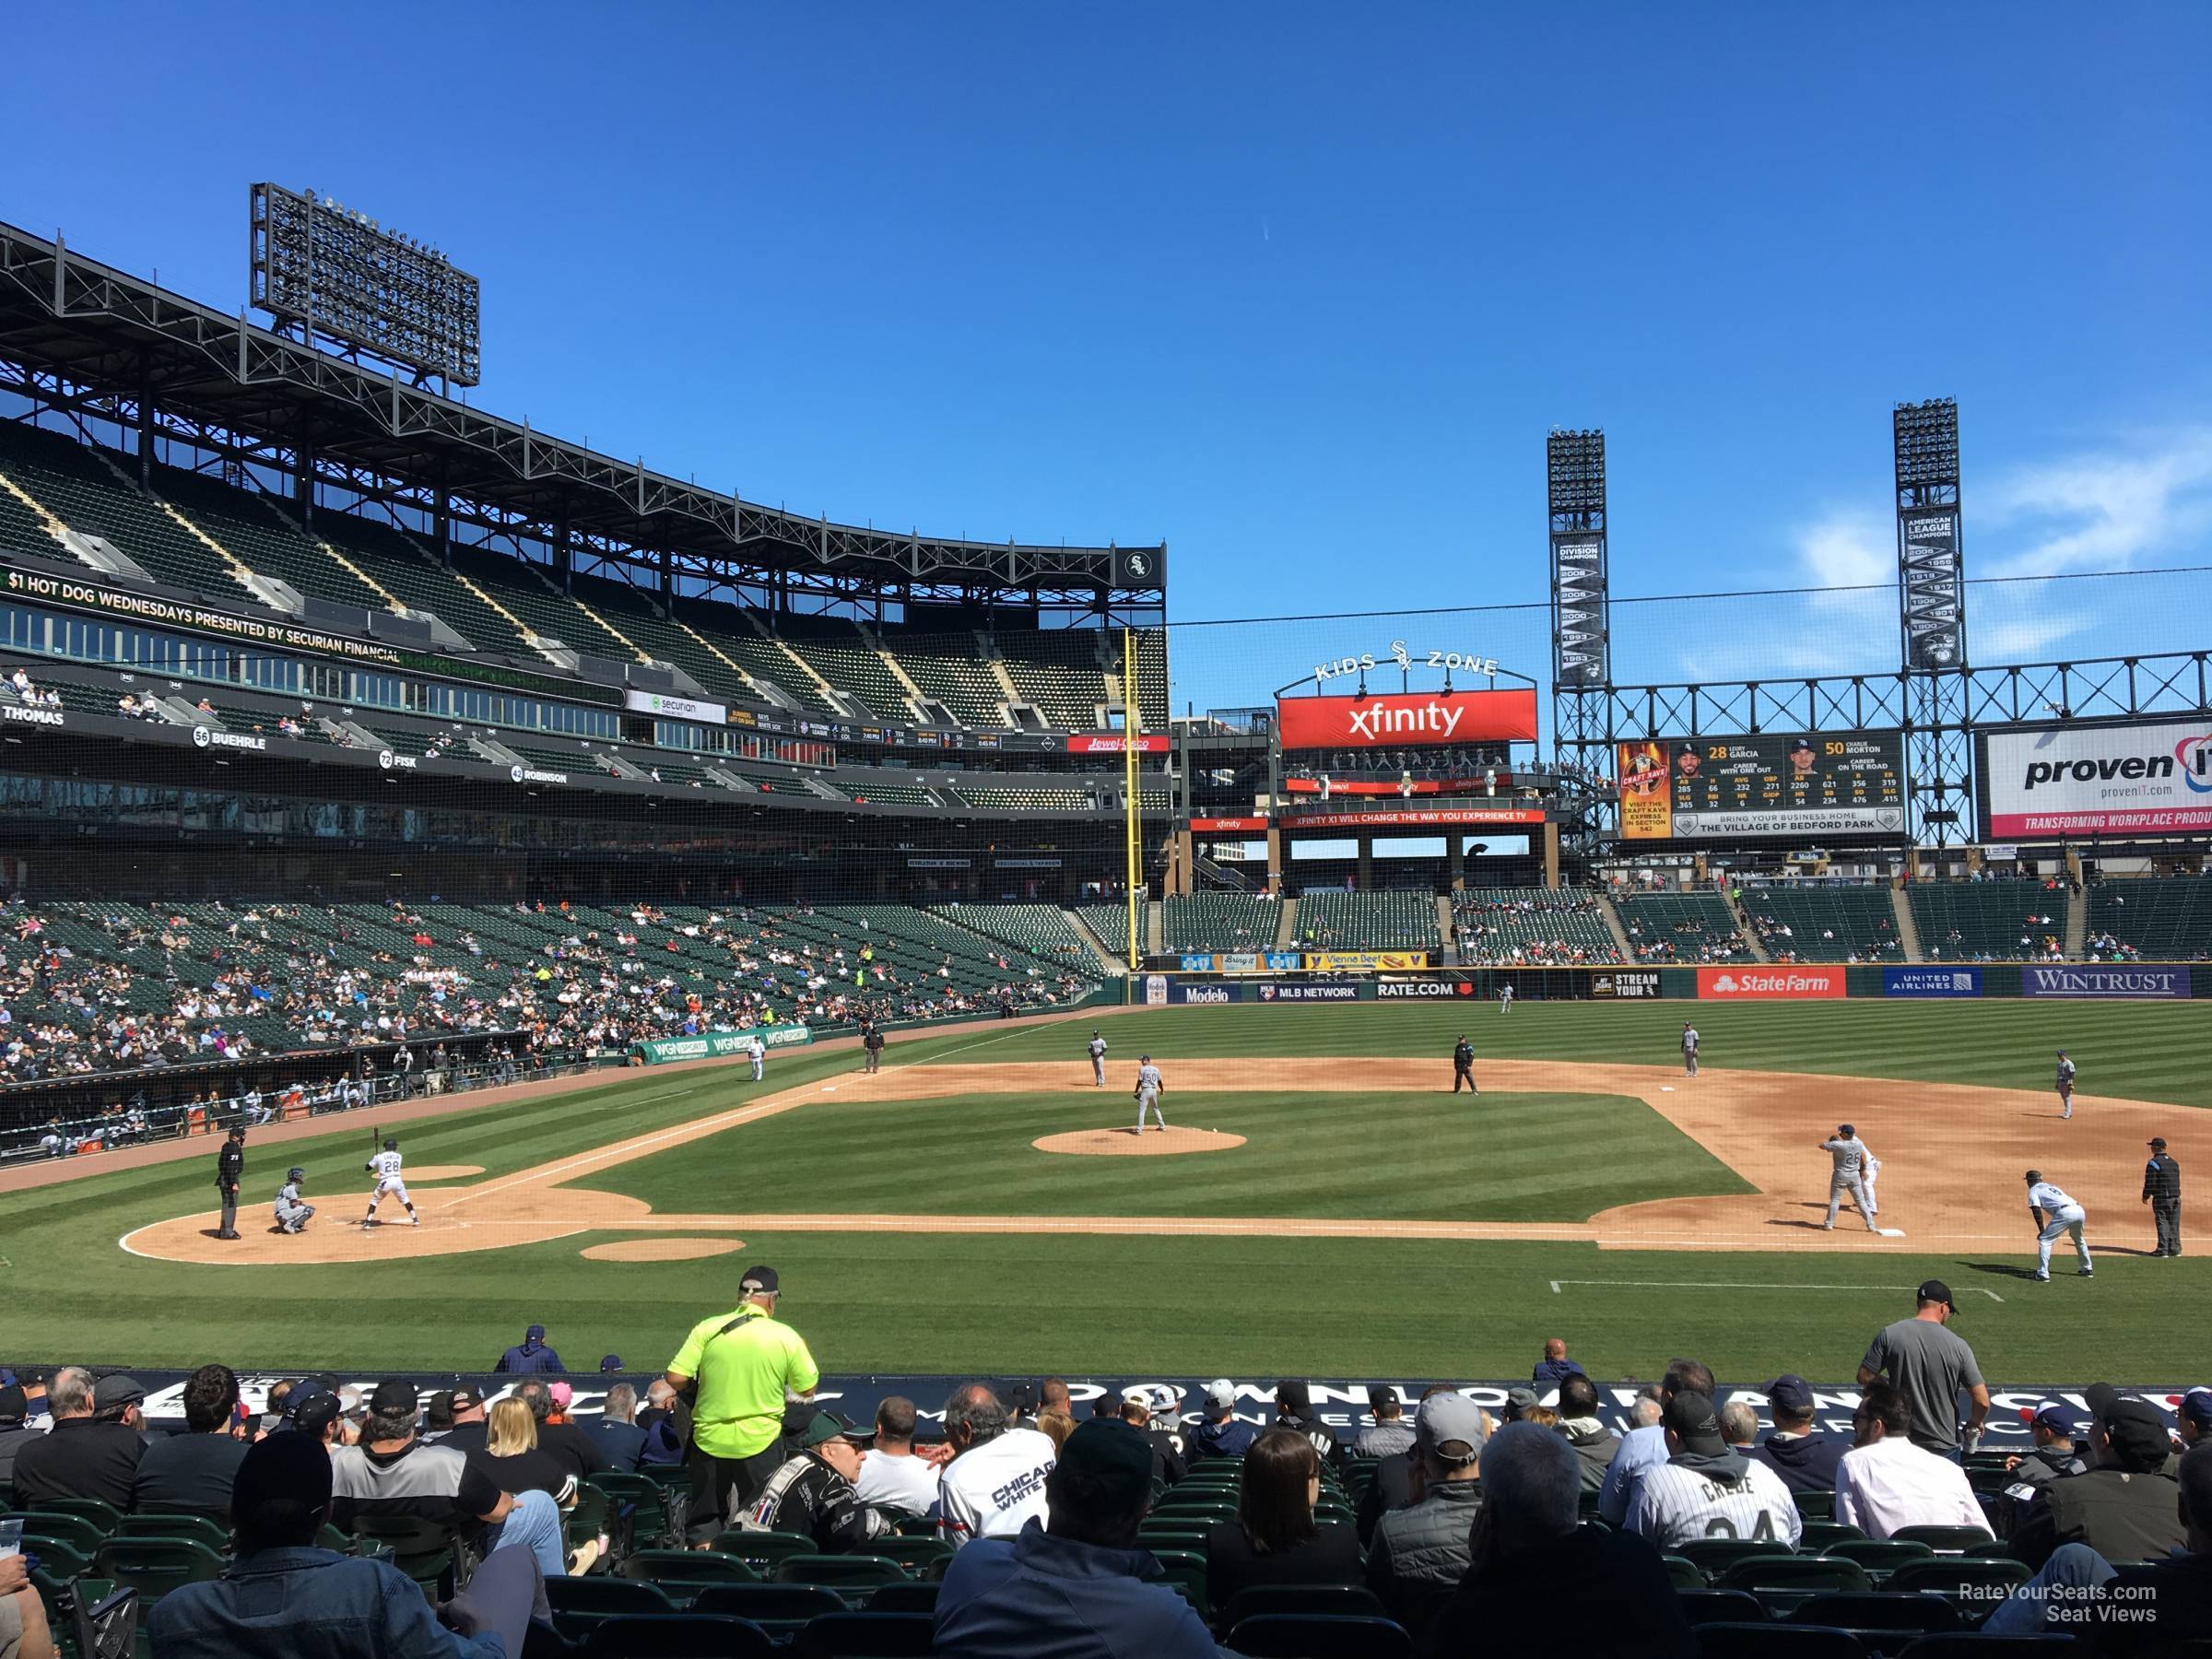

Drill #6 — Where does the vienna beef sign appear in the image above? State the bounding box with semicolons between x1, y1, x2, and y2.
1277;688;1538;751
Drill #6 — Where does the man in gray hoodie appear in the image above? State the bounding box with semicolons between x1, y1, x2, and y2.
1555;1373;1618;1493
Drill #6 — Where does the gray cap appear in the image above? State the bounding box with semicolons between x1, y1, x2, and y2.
1415;1392;1488;1464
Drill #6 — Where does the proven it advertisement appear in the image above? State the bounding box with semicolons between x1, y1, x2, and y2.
1981;721;2212;840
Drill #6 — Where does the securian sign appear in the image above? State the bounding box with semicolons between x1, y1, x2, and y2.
1312;640;1501;683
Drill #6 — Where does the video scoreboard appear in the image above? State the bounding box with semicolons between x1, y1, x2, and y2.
1617;732;1907;841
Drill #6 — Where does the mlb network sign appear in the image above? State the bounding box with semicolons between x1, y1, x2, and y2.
1697;966;1844;1000
1884;967;1983;998
2023;966;2192;1000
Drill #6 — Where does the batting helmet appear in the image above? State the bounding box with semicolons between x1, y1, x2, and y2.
382;1138;397;1151
287;1167;306;1183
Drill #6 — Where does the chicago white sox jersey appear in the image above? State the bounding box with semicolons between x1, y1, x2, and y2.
1824;1137;1872;1179
2028;1181;2079;1215
936;1426;1058;1547
1135;1063;1163;1095
370;1150;404;1182
1626;1457;1803;1550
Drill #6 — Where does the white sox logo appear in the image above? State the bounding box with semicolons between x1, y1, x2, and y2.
1346;700;1468;741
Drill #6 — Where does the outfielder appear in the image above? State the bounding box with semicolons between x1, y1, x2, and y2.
1499;984;1513;1015
2055;1050;2077;1120
1088;1030;1108;1087
1133;1055;1168;1133
361;1138;419;1227
1820;1124;1879;1232
274;1167;315;1234
1681;1022;1700;1077
747;1033;765;1082
2025;1170;2092;1280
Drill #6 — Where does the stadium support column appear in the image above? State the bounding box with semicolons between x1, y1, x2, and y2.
1445;832;1464;891
1356;836;1372;889
1894;399;1971;848
1547;430;1612;836
135;350;155;488
1542;822;1560;888
1121;627;1143;966
293;438;315;529
555;515;572;594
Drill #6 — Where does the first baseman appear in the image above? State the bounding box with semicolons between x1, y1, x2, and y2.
361;1138;419;1227
2055;1050;2077;1120
747;1034;765;1082
1820;1124;1879;1232
2025;1170;2092;1280
274;1167;315;1234
1133;1055;1168;1133
1681;1022;1700;1077
1088;1030;1108;1087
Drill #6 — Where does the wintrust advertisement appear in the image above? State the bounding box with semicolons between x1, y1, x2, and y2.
1981;721;2212;840
2022;966;2191;1000
1275;688;1539;750
1697;967;1845;1000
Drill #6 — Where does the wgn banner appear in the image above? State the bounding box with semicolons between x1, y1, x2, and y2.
2022;966;2192;1000
629;1026;814;1064
1884;967;1983;998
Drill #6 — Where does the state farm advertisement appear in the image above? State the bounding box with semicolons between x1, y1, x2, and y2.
1276;688;1538;750
1697;966;1845;1000
1066;734;1169;754
1981;721;2212;840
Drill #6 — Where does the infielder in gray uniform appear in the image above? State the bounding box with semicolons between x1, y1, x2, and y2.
1088;1030;1108;1088
1133;1055;1168;1133
2055;1050;2077;1120
1821;1124;1879;1231
1681;1023;1700;1077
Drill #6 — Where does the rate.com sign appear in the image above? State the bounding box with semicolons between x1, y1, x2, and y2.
1697;966;1845;1000
1276;688;1539;750
1981;720;2212;839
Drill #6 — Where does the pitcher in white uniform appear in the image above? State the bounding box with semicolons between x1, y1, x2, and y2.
1132;1056;1168;1133
1820;1124;1880;1232
361;1138;419;1227
2025;1170;2091;1280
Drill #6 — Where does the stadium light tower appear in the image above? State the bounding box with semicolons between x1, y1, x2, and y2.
1894;398;1971;848
1547;429;1612;845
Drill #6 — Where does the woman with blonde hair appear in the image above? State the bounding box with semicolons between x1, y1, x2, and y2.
1204;1427;1361;1618
1036;1407;1077;1451
470;1397;578;1508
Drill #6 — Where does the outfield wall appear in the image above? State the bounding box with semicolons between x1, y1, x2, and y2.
1129;963;2206;1002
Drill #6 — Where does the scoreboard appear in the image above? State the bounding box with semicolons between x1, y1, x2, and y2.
1617;732;1908;841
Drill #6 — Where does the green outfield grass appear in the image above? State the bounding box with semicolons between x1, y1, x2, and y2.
599;1089;1750;1220
0;999;2201;1380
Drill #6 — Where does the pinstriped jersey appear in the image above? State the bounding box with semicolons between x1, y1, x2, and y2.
1626;1457;1804;1551
370;1150;404;1182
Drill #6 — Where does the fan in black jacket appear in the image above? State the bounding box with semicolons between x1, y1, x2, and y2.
739;1412;901;1548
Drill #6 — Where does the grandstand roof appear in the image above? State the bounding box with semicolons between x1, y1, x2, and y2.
0;219;1164;599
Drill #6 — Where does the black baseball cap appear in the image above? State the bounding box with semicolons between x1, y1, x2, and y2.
1664;1392;1727;1454
2169;1388;2212;1430
2086;1384;2173;1472
293;1390;344;1439
93;1374;147;1413
1056;1419;1154;1511
1791;737;1814;752
1368;1384;1400;1412
1916;1279;1956;1310
0;1385;27;1423
740;1265;779;1295
370;1380;419;1418
2149;1137;2167;1150
1764;1375;1816;1415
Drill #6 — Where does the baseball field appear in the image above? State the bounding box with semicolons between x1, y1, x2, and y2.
2;998;2204;1382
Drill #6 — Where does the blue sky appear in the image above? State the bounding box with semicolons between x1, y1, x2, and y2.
6;3;2208;704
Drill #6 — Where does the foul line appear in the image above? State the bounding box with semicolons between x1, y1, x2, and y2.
1549;1277;2004;1302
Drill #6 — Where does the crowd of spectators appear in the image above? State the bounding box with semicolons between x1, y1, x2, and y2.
1623;912;1747;964
6;1272;2206;1656
1448;891;1624;967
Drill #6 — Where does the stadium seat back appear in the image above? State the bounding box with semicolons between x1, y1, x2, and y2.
1219;1583;1388;1631
1147;1547;1207;1609
869;1535;952;1574
17;1512;112;1555
708;1529;817;1570
687;1584;845;1637
863;1581;941;1615
113;1513;229;1552
349;1513;455;1592
621;1548;759;1586
547;1575;677;1636
1677;1589;1769;1626
786;1610;937;1656
1794;1490;1838;1521
1717;1555;1872;1594
1683;1536;1800;1576
581;1613;775;1658
38;1497;124;1535
773;1553;906;1588
1886;1558;2033;1602
1663;1554;1704;1590
94;1536;226;1604
1794;1592;1963;1635
1823;1538;1936;1577
1797;1520;1865;1551
1891;1525;2002;1554
1696;1624;1866;1659
1225;1613;1414;1658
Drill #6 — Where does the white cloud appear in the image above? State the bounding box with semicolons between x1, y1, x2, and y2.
1981;429;2212;578
1668;508;1895;681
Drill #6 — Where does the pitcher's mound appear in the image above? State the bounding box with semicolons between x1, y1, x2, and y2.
1033;1127;1246;1158
581;1238;746;1263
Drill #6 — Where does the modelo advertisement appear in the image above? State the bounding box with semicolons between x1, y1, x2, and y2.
1591;971;1661;999
2022;966;2193;1000
1980;720;2212;840
1884;967;1983;998
1618;732;1907;841
1696;966;1845;999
